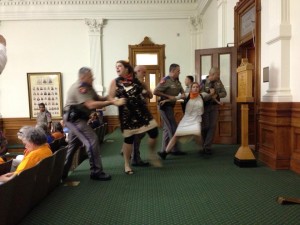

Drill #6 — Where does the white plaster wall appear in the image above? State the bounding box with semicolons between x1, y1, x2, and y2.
201;0;218;48
290;0;300;101
261;0;300;102
227;0;238;45
0;18;191;117
260;0;270;100
0;20;90;117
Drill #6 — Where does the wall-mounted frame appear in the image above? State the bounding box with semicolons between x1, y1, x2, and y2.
235;0;256;46
27;72;63;119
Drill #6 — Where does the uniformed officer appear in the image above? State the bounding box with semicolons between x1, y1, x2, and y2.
62;67;125;181
200;67;227;155
154;63;185;160
36;102;52;131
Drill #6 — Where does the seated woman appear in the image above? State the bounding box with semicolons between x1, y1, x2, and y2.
160;82;206;159
36;123;54;144
0;156;5;164
51;122;65;140
10;126;32;171
87;112;101;129
0;126;52;183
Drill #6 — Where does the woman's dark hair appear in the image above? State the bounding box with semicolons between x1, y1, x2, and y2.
52;122;63;133
116;60;134;75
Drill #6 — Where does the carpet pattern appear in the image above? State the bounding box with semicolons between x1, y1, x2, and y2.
20;129;300;225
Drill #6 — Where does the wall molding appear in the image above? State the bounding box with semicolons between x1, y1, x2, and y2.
0;0;206;21
0;0;198;6
0;0;216;21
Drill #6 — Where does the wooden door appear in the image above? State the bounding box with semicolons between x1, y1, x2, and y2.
195;47;237;144
129;37;165;126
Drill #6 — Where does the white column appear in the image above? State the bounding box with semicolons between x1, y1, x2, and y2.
217;0;227;47
189;14;203;74
85;18;104;95
262;0;292;102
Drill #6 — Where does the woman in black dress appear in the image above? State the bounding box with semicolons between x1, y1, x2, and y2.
108;60;161;174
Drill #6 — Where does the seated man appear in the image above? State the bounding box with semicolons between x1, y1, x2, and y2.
0;126;52;183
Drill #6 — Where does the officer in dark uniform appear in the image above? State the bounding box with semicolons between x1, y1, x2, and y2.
200;67;227;155
154;63;185;160
62;67;125;181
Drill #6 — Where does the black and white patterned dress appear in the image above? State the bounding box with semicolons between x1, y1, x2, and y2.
115;76;157;137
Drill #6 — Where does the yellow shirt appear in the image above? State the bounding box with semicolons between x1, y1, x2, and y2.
15;143;52;174
0;157;5;164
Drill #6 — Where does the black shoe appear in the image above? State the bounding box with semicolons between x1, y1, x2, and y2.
90;172;112;181
132;161;150;167
157;151;167;160
170;151;187;156
203;148;212;155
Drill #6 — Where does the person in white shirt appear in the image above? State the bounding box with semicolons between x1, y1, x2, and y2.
0;34;7;75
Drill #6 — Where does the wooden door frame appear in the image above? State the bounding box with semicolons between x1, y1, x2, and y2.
234;0;261;149
128;36;166;126
195;47;237;144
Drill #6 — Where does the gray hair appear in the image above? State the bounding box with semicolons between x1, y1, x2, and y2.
17;126;32;140
134;65;146;72
78;67;92;78
22;127;47;146
209;67;220;75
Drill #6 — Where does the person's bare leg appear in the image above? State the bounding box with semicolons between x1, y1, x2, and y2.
148;137;162;167
122;143;133;174
166;136;178;153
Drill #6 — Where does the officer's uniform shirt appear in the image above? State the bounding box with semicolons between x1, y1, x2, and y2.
200;78;227;104
64;80;99;112
36;110;52;125
155;76;184;107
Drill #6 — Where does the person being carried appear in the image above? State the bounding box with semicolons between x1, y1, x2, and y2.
160;82;205;158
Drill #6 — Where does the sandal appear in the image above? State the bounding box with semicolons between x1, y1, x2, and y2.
124;170;134;175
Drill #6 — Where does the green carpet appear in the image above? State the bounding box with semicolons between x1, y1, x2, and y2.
20;129;300;225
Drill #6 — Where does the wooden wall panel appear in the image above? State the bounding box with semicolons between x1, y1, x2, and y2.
259;102;291;170
290;103;300;173
2;118;36;145
215;104;233;143
104;116;120;134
